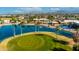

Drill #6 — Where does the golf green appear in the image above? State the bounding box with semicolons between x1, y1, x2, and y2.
7;34;72;51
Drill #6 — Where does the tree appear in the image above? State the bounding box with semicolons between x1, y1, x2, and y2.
13;24;17;37
47;15;56;27
47;15;55;21
33;15;40;32
56;26;62;39
19;19;26;36
77;18;79;20
11;17;17;23
73;28;79;51
27;15;37;23
11;16;17;37
0;19;4;24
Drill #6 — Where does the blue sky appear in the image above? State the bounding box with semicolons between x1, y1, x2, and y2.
0;7;79;14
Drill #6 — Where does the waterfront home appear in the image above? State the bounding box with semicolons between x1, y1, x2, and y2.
33;18;49;24
18;16;25;20
51;20;60;26
1;18;12;24
64;20;79;24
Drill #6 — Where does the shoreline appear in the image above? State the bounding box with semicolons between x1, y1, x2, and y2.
0;23;77;33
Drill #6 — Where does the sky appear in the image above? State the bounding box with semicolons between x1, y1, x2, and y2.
0;7;79;14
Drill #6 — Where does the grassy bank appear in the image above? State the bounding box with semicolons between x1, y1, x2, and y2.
0;32;73;51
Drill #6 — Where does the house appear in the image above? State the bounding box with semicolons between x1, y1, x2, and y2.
33;18;49;24
18;16;25;20
51;20;60;26
1;18;12;24
64;20;79;24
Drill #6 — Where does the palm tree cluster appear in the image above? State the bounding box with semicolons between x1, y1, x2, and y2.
73;28;79;51
11;16;26;37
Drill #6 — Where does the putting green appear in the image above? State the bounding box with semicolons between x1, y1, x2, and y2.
7;33;72;51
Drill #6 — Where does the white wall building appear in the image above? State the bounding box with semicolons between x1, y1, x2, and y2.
64;20;79;24
1;18;12;24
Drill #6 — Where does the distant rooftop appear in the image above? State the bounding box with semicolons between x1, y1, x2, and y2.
33;18;49;21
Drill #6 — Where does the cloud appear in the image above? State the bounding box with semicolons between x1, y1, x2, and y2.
11;7;61;14
19;7;43;12
13;10;22;13
50;8;60;12
0;7;79;14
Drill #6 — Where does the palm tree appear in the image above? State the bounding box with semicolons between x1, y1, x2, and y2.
11;16;17;37
37;15;41;32
73;28;79;51
47;15;55;27
33;15;39;32
20;22;24;36
27;15;38;32
35;20;40;32
13;24;17;37
55;26;62;39
19;19;26;36
53;26;62;48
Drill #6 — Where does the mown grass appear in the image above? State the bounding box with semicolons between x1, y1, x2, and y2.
7;34;72;51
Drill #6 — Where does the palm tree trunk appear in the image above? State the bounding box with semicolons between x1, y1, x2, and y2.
13;25;16;37
73;30;79;51
56;30;58;40
20;25;22;36
76;30;79;50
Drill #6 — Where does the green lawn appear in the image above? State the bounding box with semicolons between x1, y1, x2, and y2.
7;34;72;51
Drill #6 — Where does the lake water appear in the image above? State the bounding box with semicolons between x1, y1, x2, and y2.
0;25;73;41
